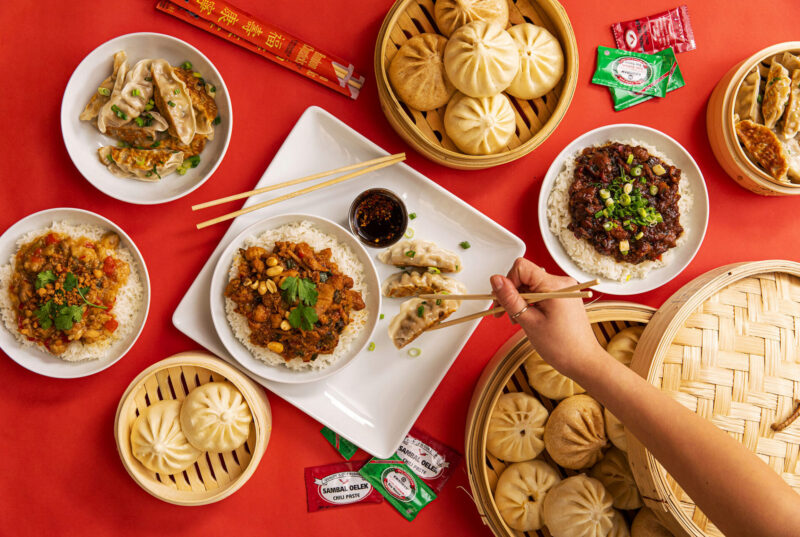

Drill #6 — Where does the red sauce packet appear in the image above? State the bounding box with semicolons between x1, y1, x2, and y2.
305;460;383;512
612;5;696;55
396;427;463;494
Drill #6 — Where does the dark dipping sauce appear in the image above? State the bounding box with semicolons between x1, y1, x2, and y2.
567;143;683;264
348;188;407;248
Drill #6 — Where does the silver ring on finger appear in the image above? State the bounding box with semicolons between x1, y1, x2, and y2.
510;305;529;320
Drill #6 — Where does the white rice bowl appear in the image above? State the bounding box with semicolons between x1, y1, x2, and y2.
0;221;144;362
547;139;693;282
224;221;368;371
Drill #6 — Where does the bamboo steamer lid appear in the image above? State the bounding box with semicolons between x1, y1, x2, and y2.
465;301;654;536
374;0;578;170
629;261;800;537
114;351;271;505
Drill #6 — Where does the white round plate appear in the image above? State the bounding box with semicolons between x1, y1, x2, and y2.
210;214;382;384
0;208;151;378
538;124;709;295
61;32;232;205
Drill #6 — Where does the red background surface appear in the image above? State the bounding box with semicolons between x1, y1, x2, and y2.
1;1;798;535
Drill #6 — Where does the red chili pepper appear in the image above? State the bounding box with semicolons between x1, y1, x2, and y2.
45;233;59;245
85;241;94;248
103;256;116;276
34;248;42;255
104;319;119;332
31;256;43;265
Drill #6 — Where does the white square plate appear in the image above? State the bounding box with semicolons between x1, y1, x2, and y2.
173;106;525;457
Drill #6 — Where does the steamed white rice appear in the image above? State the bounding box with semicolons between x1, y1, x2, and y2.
0;221;144;362
547;139;693;281
225;221;368;371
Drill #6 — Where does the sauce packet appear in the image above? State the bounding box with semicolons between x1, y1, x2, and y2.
359;454;437;521
612;5;696;55
592;46;670;98
610;48;685;111
305;460;384;512
396;427;463;494
321;426;358;460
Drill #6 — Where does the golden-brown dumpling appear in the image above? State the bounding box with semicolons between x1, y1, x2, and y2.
444;92;516;155
444;21;519;97
434;0;509;37
506;23;564;100
782;137;800;183
734;68;761;123
524;350;585;400
494;460;561;532
783;70;800;138
487;392;548;462
736;119;789;181
389;33;455;111
589;447;642;510
604;407;628;452
609;510;631;537
542;474;614;537
631;507;675;537
180;382;252;452
606;326;644;367
762;60;792;129
544;394;607;469
130;399;202;475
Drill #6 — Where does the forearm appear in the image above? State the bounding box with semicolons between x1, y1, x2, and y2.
573;352;800;537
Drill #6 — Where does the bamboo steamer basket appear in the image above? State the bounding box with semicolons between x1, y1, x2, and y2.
114;351;271;505
465;301;654;536
629;261;800;537
706;42;800;196
374;0;578;170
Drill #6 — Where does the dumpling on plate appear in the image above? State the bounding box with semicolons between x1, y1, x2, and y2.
105;111;169;147
98;146;184;181
736;119;789;181
782;70;800;138
80;51;128;121
388;278;466;348
734;67;761;123
544;394;607;469
494;460;560;532
542;474;615;537
174;65;218;140
382;269;458;297
444;92;516;155
389;33;455;111
589;447;642;510
486;392;548;462
378;239;462;272
444;21;519;97
180;382;252;452
434;0;509;37
762;60;791;129
524;349;585;400
97;59;154;133
151;59;196;145
130;399;202;475
506;23;564;100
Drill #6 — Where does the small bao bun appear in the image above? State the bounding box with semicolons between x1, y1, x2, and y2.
389;33;456;111
444;92;516;155
506;23;564;100
544;394;608;469
444;21;519;98
434;0;509;37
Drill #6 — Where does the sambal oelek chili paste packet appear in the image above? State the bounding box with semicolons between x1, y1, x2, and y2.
359;454;437;521
611;5;696;55
321;426;359;460
610;48;685;111
592;46;670;98
305;460;383;512
396;427;462;494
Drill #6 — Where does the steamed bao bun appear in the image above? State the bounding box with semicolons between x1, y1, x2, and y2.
506;23;564;100
444;21;519;98
389;33;456;111
444;92;516;155
434;0;509;37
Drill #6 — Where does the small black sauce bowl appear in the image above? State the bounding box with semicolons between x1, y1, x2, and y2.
348;188;408;248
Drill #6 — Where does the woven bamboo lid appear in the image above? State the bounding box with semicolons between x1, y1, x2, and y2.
629;261;800;537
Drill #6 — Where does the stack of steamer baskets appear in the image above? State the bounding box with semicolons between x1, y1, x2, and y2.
374;0;578;169
466;261;800;537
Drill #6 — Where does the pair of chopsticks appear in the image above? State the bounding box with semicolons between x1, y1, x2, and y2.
426;279;599;331
192;153;406;229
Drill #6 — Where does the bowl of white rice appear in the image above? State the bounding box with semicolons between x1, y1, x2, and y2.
210;214;381;384
539;124;709;295
0;208;150;378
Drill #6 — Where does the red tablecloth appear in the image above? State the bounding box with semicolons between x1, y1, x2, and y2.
1;0;798;535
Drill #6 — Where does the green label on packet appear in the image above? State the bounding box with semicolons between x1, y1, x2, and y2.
610;48;685;111
592;46;670;98
321;427;358;460
358;454;437;521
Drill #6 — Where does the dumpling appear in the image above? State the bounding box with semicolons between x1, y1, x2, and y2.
779;52;800;72
734;68;761;123
609;511;631;537
762;60;791;129
506;24;564;100
444;21;519;97
434;0;509;37
180;382;252;452
151;59;196;145
604;408;628;452
782;137;800;183
388;278;466;348
486;392;548;462
105;111;169;147
130;399;202;475
382;269;458;297
631;507;675;537
736;119;789;181
97;59;154;133
174;65;219;140
524;349;585;400
378;239;462;272
542;474;614;537
80;51;128;121
782;70;800;138
444;92;516;155
589;447;642;510
494;460;561;532
606;326;644;367
389;33;455;111
98;146;184;182
544;394;607;469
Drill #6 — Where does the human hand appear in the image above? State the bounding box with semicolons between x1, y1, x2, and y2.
490;258;604;379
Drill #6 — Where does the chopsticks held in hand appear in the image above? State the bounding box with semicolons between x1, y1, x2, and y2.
193;153;405;230
428;279;599;331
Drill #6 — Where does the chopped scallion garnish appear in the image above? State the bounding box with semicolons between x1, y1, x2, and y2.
131;88;141;97
408;348;421;358
167;100;176;107
459;241;471;249
98;87;111;96
409;212;417;220
181;61;193;70
367;342;376;351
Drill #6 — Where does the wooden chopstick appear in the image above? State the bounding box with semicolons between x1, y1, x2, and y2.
418;290;591;301
191;153;405;211
427;279;599;331
195;154;406;230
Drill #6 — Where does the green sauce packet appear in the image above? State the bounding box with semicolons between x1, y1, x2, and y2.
358;454;437;521
592;46;670;97
321;426;359;460
610;48;685;111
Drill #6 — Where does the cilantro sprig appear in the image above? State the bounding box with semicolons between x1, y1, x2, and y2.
280;276;319;331
34;301;84;331
35;270;55;289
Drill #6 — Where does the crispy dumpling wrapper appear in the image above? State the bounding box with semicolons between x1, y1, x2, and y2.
736;119;789;181
762;60;791;129
174;66;218;140
782;70;800;138
379;239;462;272
152;59;196;145
98;146;184;182
381;269;458;297
105;111;169;147
734;67;761;123
80;51;128;121
387;277;465;348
